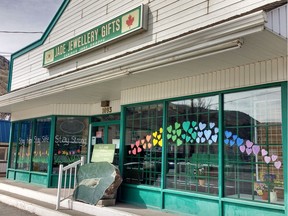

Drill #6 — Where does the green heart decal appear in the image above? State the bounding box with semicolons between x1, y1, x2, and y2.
176;139;183;146
191;132;197;140
167;134;172;139
182;121;190;132
192;121;197;127
167;125;172;133
188;128;193;134
172;130;176;135
186;136;191;142
175;122;181;129
172;135;177;141
181;134;186;139
176;129;181;136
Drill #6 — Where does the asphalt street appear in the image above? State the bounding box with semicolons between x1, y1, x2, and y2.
0;202;37;216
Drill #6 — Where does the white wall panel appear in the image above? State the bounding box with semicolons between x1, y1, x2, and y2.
121;56;288;105
11;0;285;91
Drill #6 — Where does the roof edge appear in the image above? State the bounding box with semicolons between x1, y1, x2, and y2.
7;0;71;92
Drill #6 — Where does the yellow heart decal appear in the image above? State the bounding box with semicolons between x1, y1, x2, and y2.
158;139;162;147
159;128;163;133
153;132;158;138
153;139;158;146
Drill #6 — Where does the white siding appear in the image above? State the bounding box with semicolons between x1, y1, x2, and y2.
11;0;283;91
11;99;121;121
121;56;288;105
266;4;287;38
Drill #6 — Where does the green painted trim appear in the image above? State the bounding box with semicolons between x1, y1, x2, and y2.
221;197;285;211
7;0;70;92
47;116;56;187
163;189;219;201
281;82;287;214
218;93;224;216
123;183;162;192
160;101;167;209
29;119;36;173
119;106;126;175
6;121;14;176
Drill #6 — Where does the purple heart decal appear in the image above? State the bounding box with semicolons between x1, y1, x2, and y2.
245;140;253;148
261;149;268;156
274;161;281;169
264;156;271;164
252;145;260;155
246;148;252;155
239;145;245;153
271;155;278;162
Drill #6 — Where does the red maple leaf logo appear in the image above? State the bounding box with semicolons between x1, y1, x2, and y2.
126;15;134;28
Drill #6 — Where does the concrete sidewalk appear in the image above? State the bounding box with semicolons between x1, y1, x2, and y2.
0;178;176;216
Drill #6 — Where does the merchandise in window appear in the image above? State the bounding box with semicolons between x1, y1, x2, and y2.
9;123;19;169
166;96;219;195
224;87;284;205
124;104;163;187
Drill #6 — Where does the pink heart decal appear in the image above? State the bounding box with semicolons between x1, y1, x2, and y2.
261;149;268;156
137;147;142;153
271;155;278;162
264;156;271;164
252;145;260;155
132;148;137;155
135;140;140;147
246;148;252;155
146;135;151;142
245;140;253;148
128;150;131;155
130;144;135;149
239;145;245;153
274;161;281;169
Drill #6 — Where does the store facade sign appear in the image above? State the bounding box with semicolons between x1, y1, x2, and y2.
43;4;148;67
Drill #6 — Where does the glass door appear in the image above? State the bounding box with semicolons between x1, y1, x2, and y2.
90;121;120;165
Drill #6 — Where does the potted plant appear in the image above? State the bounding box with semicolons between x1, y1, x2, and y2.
197;166;205;186
255;173;277;202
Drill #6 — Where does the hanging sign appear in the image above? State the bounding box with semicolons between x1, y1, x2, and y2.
43;4;148;67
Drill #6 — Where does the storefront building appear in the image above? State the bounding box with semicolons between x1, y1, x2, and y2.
0;0;287;215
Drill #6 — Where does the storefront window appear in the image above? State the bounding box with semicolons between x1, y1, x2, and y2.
32;118;51;172
53;117;88;173
224;87;284;204
17;120;33;170
9;122;19;169
166;96;219;195
124;104;163;187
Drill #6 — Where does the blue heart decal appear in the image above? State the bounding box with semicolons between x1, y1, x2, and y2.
198;131;203;138
225;131;232;139
209;122;215;129
232;135;238;140
182;121;190;132
196;137;200;143
214;127;219;134
201;137;205;143
211;134;218;143
236;138;244;146
208;140;213;145
224;139;229;145
230;139;235;146
199;122;207;131
204;130;212;140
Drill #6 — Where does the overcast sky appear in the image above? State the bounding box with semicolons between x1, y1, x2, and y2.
0;0;63;60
